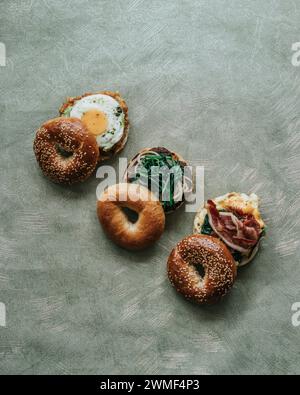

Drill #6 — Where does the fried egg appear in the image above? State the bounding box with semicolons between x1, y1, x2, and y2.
69;94;125;151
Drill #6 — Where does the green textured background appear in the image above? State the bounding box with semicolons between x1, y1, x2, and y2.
1;0;300;375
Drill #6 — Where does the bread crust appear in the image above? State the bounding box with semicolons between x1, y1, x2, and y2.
167;234;237;305
33;117;99;184
97;183;165;250
59;91;129;162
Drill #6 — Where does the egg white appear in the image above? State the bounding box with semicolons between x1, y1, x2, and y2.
69;94;125;151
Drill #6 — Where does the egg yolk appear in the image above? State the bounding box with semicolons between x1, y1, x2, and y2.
81;109;108;136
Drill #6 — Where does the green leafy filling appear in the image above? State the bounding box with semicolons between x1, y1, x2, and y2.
114;106;123;117
201;214;214;235
200;212;224;235
231;251;243;263
130;153;184;212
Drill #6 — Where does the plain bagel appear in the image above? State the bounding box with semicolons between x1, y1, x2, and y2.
167;234;237;304
33;117;99;184
97;183;165;250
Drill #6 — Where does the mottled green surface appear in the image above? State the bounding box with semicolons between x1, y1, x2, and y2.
0;0;300;375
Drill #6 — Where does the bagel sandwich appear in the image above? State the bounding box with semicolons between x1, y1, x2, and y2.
59;91;129;161
193;192;266;266
124;147;191;213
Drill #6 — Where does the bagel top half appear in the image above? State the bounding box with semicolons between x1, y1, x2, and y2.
193;192;266;267
33;117;99;184
59;91;129;161
124;147;190;213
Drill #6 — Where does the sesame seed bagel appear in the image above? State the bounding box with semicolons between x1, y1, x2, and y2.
33;117;99;184
167;234;237;305
97;183;165;250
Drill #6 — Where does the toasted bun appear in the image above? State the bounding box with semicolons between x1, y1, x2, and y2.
167;234;237;305
59;91;129;162
194;192;265;267
124;147;189;213
97;183;165;250
33;117;99;184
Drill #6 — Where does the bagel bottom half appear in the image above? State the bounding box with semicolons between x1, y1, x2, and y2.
97;183;165;250
167;234;237;305
124;147;189;214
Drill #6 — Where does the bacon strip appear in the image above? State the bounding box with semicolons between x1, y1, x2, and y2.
206;200;260;254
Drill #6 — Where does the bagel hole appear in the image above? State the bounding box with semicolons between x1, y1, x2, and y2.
56;144;73;158
121;207;139;223
194;264;205;279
